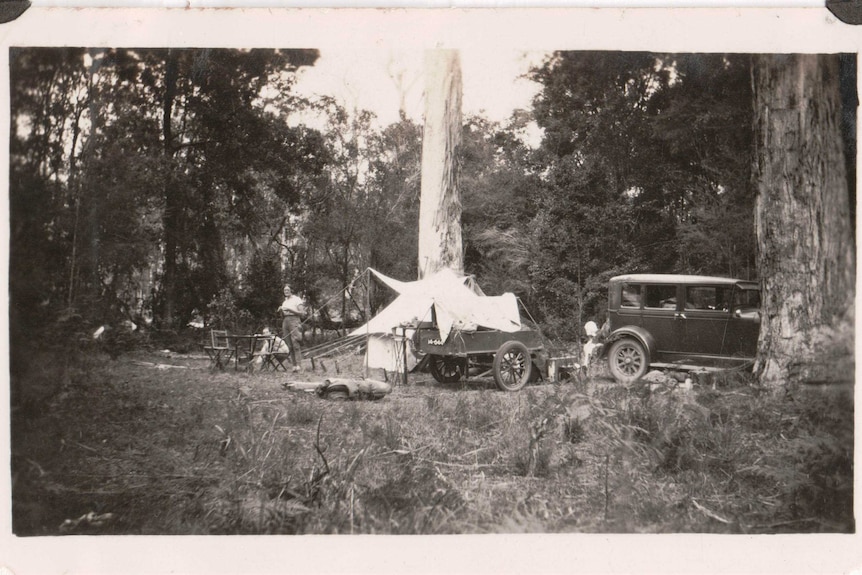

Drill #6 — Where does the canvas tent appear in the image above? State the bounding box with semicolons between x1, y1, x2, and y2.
349;268;522;371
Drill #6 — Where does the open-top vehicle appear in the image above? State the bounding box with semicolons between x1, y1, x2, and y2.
337;267;549;392
412;323;546;391
604;274;761;383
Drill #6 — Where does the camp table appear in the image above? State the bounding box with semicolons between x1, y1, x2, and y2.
231;334;274;371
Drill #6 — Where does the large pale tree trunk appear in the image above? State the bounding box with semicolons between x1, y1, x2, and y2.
752;53;855;385
418;49;463;279
161;49;179;327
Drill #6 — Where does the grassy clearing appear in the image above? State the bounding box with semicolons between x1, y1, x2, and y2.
10;347;854;535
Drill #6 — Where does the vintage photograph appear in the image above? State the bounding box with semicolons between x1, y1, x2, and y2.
2;5;858;574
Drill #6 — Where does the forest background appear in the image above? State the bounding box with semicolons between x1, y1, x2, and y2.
3;8;860;572
9;48;857;352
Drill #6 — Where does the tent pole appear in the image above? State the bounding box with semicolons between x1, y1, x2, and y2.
401;327;408;386
364;268;370;379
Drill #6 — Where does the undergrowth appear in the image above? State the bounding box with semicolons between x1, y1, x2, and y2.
10;347;855;535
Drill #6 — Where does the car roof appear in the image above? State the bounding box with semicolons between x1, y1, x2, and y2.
610;273;758;287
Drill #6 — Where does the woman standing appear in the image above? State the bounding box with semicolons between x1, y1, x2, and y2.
278;284;306;372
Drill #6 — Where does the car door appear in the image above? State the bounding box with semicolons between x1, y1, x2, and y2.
640;282;683;358
612;281;643;329
722;283;760;358
679;284;732;357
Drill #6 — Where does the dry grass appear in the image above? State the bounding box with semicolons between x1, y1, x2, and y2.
10;346;854;535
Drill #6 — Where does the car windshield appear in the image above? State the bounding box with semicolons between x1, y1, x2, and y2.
733;287;760;310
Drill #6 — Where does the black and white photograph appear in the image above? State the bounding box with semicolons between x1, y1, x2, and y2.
2;5;859;574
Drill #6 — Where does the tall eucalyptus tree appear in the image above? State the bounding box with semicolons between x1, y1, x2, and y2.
752;53;855;386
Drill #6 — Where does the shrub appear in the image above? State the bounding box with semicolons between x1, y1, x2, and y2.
239;249;284;327
782;385;854;530
358;464;463;534
206;288;254;333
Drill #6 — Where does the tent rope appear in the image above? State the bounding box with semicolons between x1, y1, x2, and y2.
516;297;542;333
515;297;565;354
297;268;370;330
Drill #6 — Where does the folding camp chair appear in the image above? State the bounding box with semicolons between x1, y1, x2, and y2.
204;329;235;370
262;351;290;372
259;335;290;372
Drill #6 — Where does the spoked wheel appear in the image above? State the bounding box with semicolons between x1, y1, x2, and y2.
429;355;466;383
493;341;532;391
607;338;649;383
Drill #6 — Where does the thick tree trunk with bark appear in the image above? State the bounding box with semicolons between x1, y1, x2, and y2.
752;54;855;385
418;49;463;279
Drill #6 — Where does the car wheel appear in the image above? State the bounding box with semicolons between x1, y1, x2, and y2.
429;355;465;383
493;341;532;391
608;338;649;383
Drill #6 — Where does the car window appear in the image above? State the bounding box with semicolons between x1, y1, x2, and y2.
621;283;641;308
644;284;677;309
733;287;760;310
685;286;732;311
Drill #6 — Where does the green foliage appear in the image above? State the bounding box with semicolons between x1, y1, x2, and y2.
11;345;855;535
761;385;854;529
625;390;725;474
363;119;423;284
8;47;325;337
461;115;541;297
239;249;285;328
206;287;253;333
151;48;326;328
299;109;422;322
606;380;855;532
10;46;761;354
8;170;67;335
515;52;757;338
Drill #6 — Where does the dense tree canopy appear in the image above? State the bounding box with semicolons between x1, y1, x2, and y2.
11;48;778;346
461;52;757;339
10;48;326;334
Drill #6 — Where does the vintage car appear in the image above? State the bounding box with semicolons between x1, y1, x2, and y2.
604;274;761;383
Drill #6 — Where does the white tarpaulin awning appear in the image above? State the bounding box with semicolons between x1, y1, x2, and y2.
350;268;521;343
